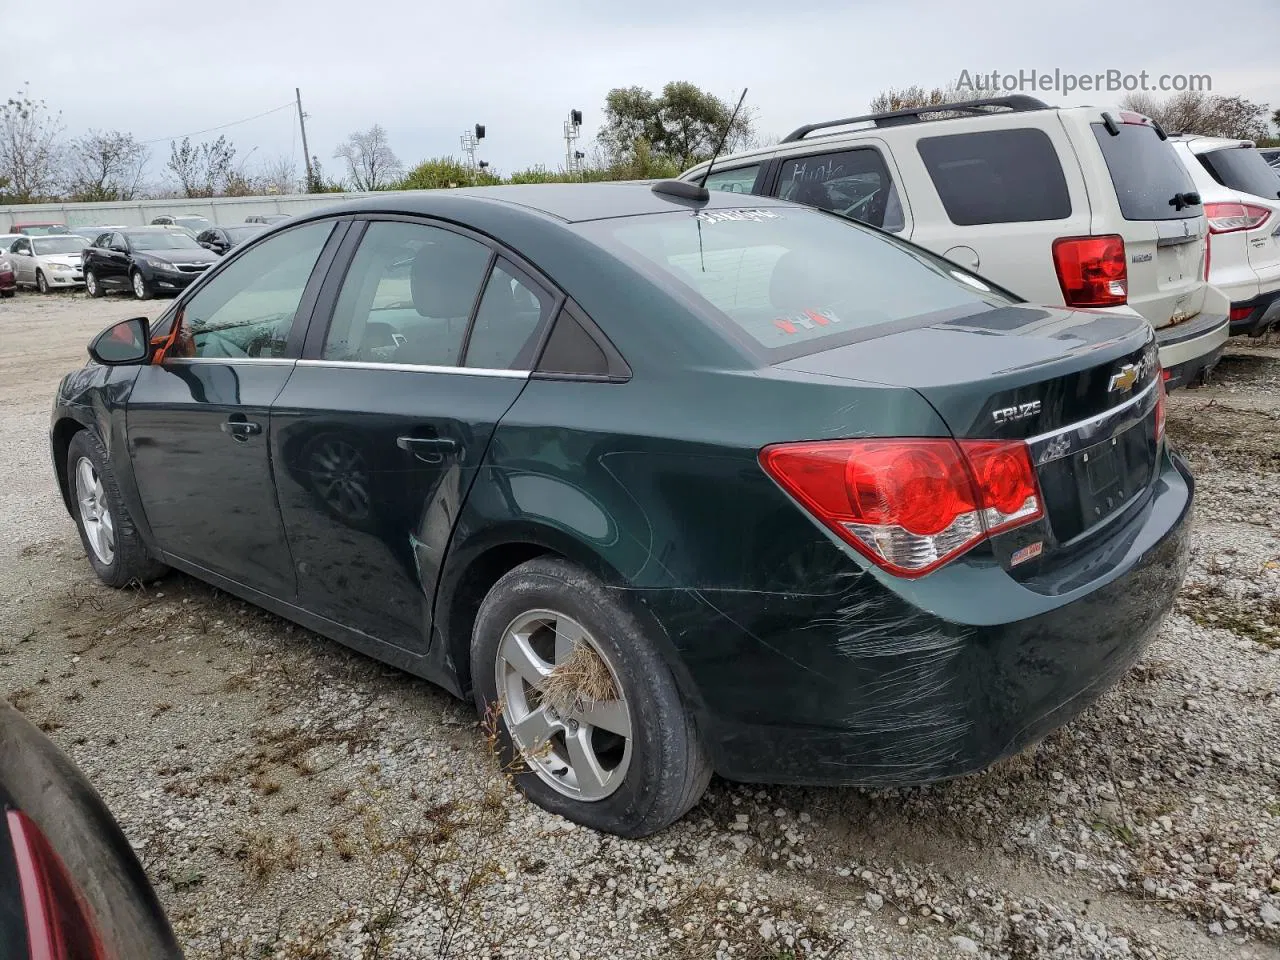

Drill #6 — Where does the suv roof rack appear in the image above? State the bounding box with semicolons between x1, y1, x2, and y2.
779;95;1052;143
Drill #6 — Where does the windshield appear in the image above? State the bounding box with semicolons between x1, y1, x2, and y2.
583;206;1016;356
128;232;201;251
19;224;68;235
1198;147;1280;201
176;217;211;230
1091;121;1200;220
33;236;89;255
225;226;266;241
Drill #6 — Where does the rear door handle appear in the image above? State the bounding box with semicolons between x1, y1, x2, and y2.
221;420;262;442
397;435;458;463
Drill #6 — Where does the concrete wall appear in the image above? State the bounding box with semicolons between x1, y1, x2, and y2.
0;191;417;233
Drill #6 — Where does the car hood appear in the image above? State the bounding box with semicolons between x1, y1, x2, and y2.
36;254;83;268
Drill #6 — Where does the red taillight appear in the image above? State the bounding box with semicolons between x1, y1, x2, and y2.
1204;201;1272;234
1155;376;1167;443
8;810;107;960
760;438;1043;577
1053;235;1128;307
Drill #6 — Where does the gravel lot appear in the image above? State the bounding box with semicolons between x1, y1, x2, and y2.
2;289;1279;960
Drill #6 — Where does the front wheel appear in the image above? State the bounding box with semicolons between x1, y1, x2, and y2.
471;557;712;837
131;270;152;300
0;288;13;299
36;270;49;294
85;270;104;298
67;430;168;588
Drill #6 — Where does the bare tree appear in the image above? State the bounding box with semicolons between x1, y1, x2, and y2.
868;83;987;114
334;124;402;191
0;84;64;201
66;130;148;201
260;155;297;194
1120;91;1271;140
167;135;237;197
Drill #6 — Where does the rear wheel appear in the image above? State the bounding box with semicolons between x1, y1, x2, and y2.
85;270;103;298
0;288;13;299
67;431;168;588
471;557;711;837
131;270;152;300
36;270;49;294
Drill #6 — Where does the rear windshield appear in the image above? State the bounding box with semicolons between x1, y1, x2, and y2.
1197;147;1280;201
1091;121;1200;220
583;207;1015;356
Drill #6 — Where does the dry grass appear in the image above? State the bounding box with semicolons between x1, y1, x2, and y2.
541;642;617;714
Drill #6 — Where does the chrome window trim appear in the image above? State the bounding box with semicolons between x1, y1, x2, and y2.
295;358;530;379
163;357;296;367
1026;377;1159;465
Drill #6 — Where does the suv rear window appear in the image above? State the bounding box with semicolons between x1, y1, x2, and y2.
917;129;1071;225
1091;122;1200;220
584;207;1014;357
1197;146;1280;201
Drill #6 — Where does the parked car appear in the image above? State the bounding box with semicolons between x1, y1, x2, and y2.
82;227;219;300
196;223;268;255
245;214;291;224
150;214;212;236
6;234;90;292
680;96;1230;390
10;221;69;236
52;184;1192;837
0;256;14;297
1170;136;1280;337
0;703;182;958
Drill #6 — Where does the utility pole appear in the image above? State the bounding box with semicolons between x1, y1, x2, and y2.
296;87;313;192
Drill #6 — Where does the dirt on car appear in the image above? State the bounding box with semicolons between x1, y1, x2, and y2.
3;290;1280;960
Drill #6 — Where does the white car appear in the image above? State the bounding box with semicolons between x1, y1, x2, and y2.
681;97;1230;388
6;234;91;293
1170;136;1280;337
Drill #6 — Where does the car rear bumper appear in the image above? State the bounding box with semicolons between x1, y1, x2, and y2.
645;450;1193;787
1229;287;1280;337
1155;312;1229;389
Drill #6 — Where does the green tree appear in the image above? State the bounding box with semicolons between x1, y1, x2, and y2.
397;156;499;190
598;82;754;170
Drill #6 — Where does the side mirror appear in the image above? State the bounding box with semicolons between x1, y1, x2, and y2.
88;317;151;366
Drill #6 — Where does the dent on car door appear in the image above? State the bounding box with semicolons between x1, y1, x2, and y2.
271;219;556;653
124;220;344;597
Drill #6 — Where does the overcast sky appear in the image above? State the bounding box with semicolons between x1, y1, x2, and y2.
9;0;1278;187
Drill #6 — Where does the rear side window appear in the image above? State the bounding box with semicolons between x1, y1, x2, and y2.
1197;147;1280;201
777;148;904;231
917;129;1071;225
1090;122;1200;220
586;207;1013;358
703;165;760;194
463;261;554;370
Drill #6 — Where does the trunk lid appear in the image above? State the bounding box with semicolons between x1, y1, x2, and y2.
778;304;1161;569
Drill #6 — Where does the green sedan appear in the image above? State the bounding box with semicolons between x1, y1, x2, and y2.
51;182;1191;837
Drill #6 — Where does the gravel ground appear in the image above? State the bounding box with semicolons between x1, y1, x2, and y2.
2;289;1279;960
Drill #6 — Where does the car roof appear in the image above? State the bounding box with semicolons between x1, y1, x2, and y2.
312;182;795;225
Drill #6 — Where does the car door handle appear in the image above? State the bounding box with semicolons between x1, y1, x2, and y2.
396;436;457;463
220;420;262;441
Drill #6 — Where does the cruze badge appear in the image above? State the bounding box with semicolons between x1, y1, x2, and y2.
1107;363;1140;393
992;401;1041;425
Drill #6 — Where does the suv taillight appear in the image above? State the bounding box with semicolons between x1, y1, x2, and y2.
1204;202;1272;234
760;438;1043;577
1053;235;1128;307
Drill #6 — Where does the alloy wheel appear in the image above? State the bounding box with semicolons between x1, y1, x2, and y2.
37;271;48;294
496;609;632;802
85;272;97;295
75;457;115;565
132;272;146;299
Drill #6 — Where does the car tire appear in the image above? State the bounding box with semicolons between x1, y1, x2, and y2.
85;270;104;298
131;270;152;301
36;270;49;294
67;430;168;589
471;557;712;838
0;289;13;299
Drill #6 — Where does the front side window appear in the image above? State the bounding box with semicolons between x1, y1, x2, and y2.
585;206;1014;357
778;148;903;231
703;165;760;195
11;239;30;255
918;128;1072;225
168;221;334;360
322;221;491;367
463;262;554;369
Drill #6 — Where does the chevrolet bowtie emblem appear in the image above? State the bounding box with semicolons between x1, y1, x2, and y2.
1107;364;1139;393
